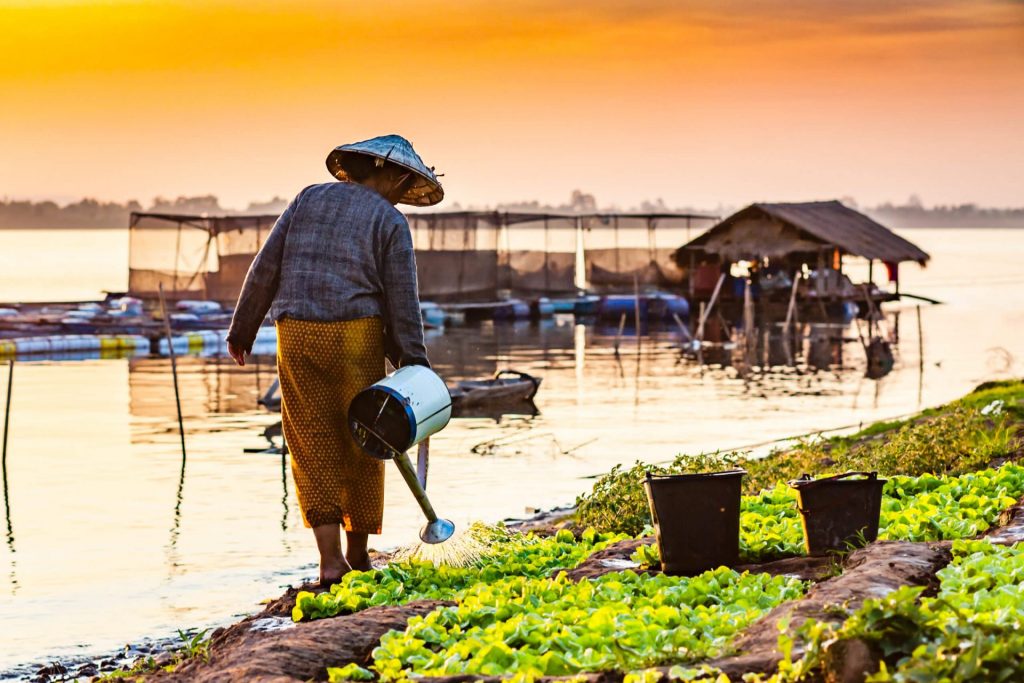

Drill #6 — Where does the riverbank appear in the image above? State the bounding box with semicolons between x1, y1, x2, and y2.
29;379;1020;683
3;508;577;683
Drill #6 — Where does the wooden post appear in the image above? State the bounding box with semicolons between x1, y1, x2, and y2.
158;283;187;462
867;260;875;336
816;249;825;297
761;325;769;370
783;272;800;332
688;252;695;300
743;278;755;365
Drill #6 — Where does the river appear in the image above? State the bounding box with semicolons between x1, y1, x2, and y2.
0;227;1022;674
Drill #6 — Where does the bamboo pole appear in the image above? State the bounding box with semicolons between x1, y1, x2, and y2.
633;275;642;401
854;317;869;353
2;359;12;558
696;273;726;343
783;272;800;332
672;313;692;342
781;272;801;366
158;283;187;461
2;360;12;473
613;312;627;356
743;278;755;366
916;304;924;406
916;305;924;370
633;274;642;356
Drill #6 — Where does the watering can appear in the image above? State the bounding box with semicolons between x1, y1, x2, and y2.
348;365;455;544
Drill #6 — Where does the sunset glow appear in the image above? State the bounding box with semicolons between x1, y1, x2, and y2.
1;0;1022;208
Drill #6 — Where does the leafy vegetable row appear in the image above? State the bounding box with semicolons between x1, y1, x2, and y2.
630;464;1024;566
752;539;1024;682
330;568;806;682
743;464;1024;561
293;527;627;622
576;391;1020;537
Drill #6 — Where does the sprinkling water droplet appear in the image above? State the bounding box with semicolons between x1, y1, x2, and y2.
392;522;511;568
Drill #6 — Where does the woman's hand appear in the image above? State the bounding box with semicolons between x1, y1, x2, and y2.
227;340;246;367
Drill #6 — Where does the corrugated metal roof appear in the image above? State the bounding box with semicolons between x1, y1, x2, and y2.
680;201;930;264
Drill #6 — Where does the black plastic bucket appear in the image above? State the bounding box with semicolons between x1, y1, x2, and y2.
789;471;886;555
643;469;746;575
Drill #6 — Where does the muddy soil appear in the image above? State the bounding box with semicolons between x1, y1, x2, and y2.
705;541;951;680
149;601;450;683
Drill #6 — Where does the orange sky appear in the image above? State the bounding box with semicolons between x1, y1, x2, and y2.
1;0;1022;209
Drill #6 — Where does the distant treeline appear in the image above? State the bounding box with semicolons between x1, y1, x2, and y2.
0;195;290;229
864;203;1024;229
2;192;1023;229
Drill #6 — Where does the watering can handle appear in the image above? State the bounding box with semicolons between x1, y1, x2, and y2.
793;471;878;484
495;370;541;400
417;438;429;490
821;471;878;482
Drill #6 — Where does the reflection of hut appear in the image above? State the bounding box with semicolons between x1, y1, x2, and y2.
674;201;929;321
581;214;715;292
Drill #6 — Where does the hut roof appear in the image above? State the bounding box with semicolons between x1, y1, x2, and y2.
678;201;929;265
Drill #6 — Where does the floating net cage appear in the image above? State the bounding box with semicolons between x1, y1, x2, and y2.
582;214;716;292
407;212;501;302
128;213;277;305
128;210;716;305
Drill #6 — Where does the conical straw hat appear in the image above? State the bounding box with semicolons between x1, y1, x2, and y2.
326;134;444;207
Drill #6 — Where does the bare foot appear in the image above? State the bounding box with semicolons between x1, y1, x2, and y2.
319;559;353;587
346;551;372;572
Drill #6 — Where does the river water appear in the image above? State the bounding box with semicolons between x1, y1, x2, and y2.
0;227;1022;674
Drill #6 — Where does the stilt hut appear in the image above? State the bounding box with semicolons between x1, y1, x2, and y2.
674;201;929;324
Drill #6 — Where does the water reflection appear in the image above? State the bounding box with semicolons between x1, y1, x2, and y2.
166;446;186;558
2;459;14;595
280;453;290;540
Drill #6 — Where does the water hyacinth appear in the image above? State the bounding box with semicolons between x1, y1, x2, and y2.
294;527;627;622
365;568;807;681
738;464;1024;562
762;541;1024;682
317;462;1024;681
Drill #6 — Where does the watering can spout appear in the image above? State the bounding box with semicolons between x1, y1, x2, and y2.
420;518;456;544
393;449;456;544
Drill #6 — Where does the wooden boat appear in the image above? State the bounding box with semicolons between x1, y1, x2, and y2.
257;370;541;416
449;370;541;412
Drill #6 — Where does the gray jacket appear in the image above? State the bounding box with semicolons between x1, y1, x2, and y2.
226;182;429;368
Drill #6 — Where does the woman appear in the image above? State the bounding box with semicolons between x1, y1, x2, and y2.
226;134;443;584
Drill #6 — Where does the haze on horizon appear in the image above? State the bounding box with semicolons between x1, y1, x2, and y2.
1;0;1022;211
